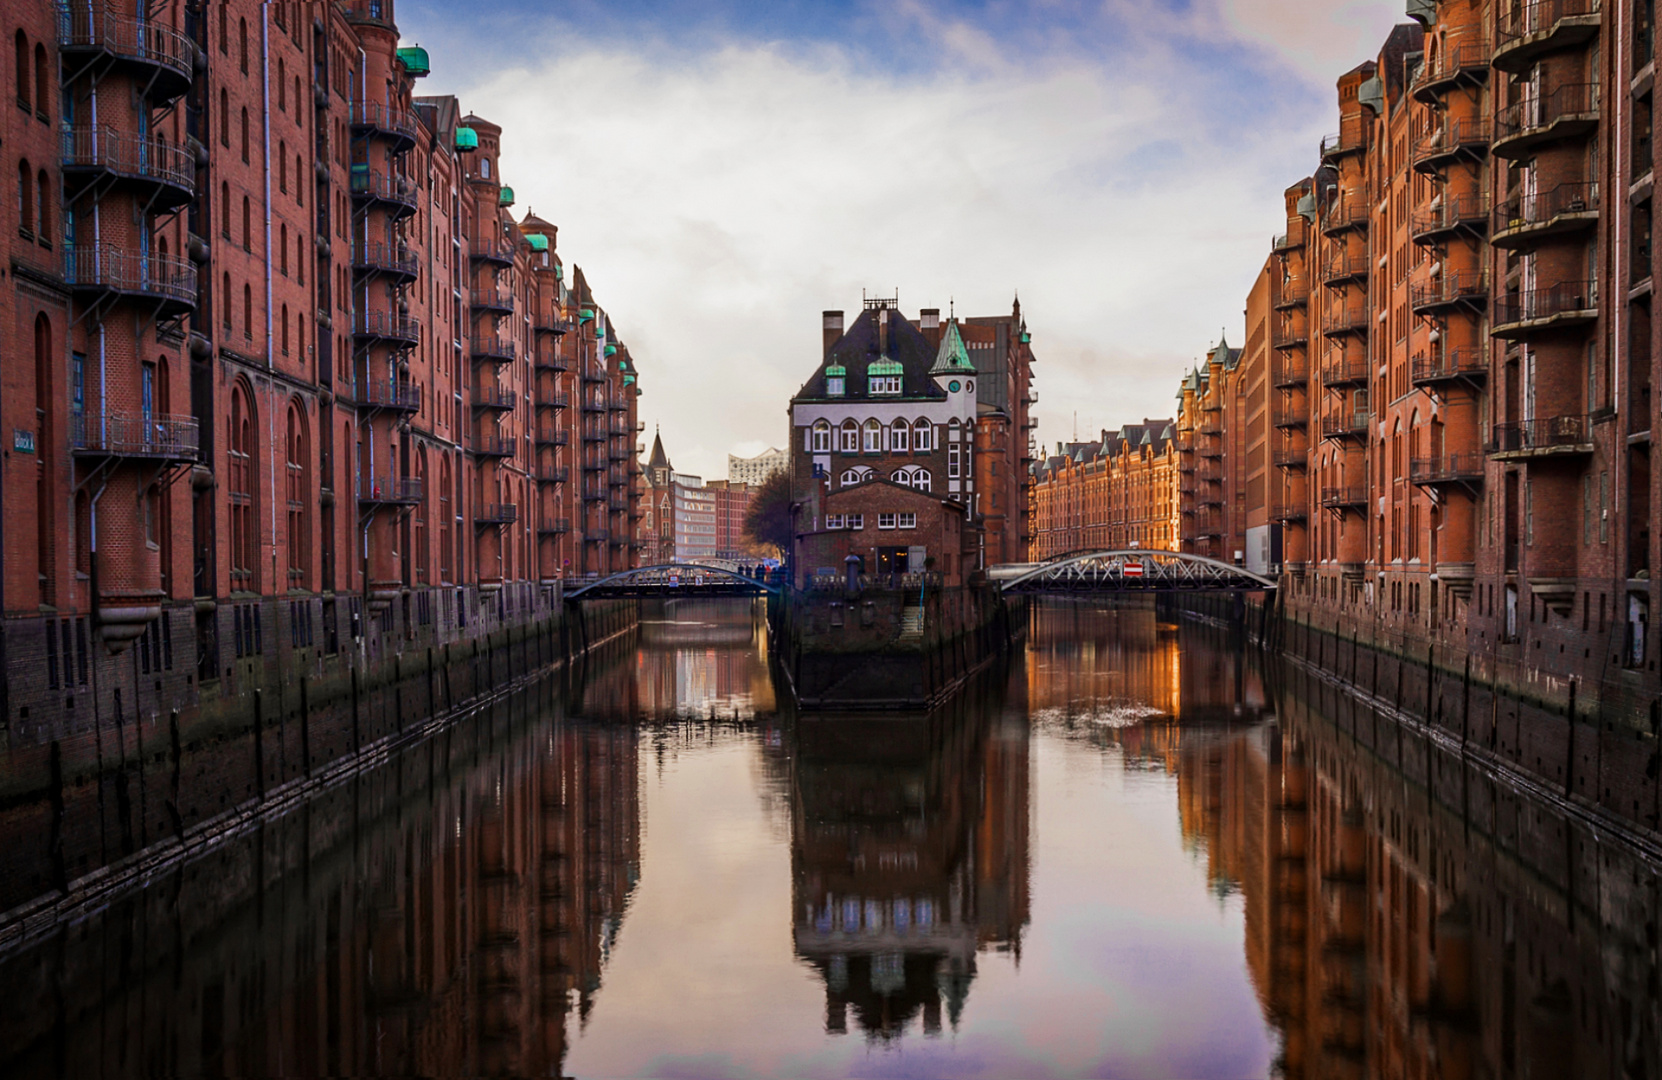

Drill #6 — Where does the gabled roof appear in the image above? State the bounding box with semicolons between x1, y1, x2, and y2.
646;431;672;471
794;306;949;404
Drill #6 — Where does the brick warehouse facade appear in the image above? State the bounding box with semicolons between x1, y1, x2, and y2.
0;4;643;753
1029;420;1181;560
1034;2;1662;835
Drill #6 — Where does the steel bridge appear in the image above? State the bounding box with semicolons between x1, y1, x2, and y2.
563;564;782;601
989;550;1277;594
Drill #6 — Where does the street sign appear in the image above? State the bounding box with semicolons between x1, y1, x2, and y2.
1123;561;1144;578
13;429;35;454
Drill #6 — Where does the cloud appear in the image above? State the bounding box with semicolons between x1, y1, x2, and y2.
402;1;1403;477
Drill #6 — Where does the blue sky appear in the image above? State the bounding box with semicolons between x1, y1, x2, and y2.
395;0;1404;478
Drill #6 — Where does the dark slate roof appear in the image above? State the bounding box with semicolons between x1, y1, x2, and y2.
794;307;948;404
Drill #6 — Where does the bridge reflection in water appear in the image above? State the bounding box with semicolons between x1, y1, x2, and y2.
0;599;1656;1078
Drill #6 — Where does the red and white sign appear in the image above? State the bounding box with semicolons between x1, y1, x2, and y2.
1122;561;1145;578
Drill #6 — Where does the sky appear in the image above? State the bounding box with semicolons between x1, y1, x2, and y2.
396;0;1405;480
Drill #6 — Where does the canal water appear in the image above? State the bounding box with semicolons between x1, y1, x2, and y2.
1;599;1658;1078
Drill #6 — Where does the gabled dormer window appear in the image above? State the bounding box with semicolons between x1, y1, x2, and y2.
825;364;846;397
868;359;903;396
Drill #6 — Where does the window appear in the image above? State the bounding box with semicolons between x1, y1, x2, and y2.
221;181;231;237
279;223;288;275
277;59;285;112
241;107;249;163
244;282;253;339
863;419;882;452
869;375;902;395
826;375;845;396
239;17;248;73
34;168;47;244
811;419;830;452
32;42;44;120
220;89;229;146
847;513;864;530
14;30;27;110
948;442;961;478
825;514;845;529
286;403;309;586
839;420;858;453
279;141;287;192
16;157;31;236
891;421;909;452
242;196;251;250
229;385;257;588
898;512;917;529
879;513;897;529
222;272;232;330
913;420;931;452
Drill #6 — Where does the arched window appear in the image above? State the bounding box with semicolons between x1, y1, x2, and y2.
241;195;250;249
416;448;429;581
222;272;232;329
14;31;27;110
239;17;248;73
439;453;453;582
839;467;873;487
913;419;932;452
279;223;288;275
220;181;230;237
35;168;47;244
295;155;304;206
229;384;258;588
241;107;249;163
890;420;909;453
32;42;45;118
839;419;858;453
281;304;290;355
810;420;830;452
219;5;228;53
17;158;32;235
279;141;287;192
277;59;285;112
219;88;229;146
243;282;252;339
35;315;53;602
286;402;309;587
862;419;882;452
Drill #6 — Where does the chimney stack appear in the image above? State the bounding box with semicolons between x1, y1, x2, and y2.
919;307;941;348
822;310;843;358
878;307;888;356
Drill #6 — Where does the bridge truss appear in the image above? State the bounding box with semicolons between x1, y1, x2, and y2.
994;550;1277;594
564;564;782;601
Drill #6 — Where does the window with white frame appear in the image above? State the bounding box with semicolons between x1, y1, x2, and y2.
862;419;882;452
825;514;845;529
913;420;931;451
847;513;863;529
869;375;902;395
948;443;961;478
839;420;858;453
891;421;908;452
811;420;830;452
878;513;897;529
892;466;932;492
840;466;872;486
898;512;917;529
826;375;845;396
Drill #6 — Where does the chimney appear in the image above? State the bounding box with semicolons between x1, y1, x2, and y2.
878;307;888;356
822;310;843;358
919;307;941;348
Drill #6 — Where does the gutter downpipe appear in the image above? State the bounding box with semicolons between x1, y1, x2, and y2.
262;4;278;602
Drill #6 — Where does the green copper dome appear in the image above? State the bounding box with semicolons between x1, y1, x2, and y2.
868;359;904;376
825;364;846;377
604;344;618;357
397;46;430;77
498;186;515;207
455;126;479;152
623;374;635;386
579;308;595;323
526;233;549;252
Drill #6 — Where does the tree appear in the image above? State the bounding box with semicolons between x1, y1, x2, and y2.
743;470;793;556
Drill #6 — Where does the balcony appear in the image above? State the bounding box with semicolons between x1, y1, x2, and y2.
1491;181;1599;249
470;236;515;266
1411;192;1490;245
1321;305;1369;338
1274;286;1308;311
581;365;606;385
472;386;517;413
348;168;418;215
1412;117;1493;173
1321;200;1369;237
609;496;630;512
608;445;632;462
1272;447;1308;469
534;351;570;373
1411;38;1492;102
538;518;571;536
1411;348;1489;389
470;435;516;459
1320;410;1371;441
1194;513;1225;538
64;246;196;317
341;1;395;29
1271;502;1309;521
469;336;515;364
357;379;420;413
1490;280;1597;339
586;528;611;542
1320;485;1369;511
608;418;633;435
470;288;513;316
1410;452;1487;487
581;426;607;443
1492;83;1599;159
357;475;422;506
1493;0;1602;74
536;429;570;447
535;317;573;336
1319;128;1365;163
349;102;418;152
70;413;198;462
1409;270;1488;315
57;7;193;102
1272;327;1308;351
475;503;518;526
1272;360;1308;388
1273;224;1306;253
537;391;571;410
61;127;194;210
1321;255;1370;289
1490;415;1594;459
582;486;607;503
1322;356;1370;389
352;241;418;281
352;311;420;346
1272;404;1309;429
535;466;570;485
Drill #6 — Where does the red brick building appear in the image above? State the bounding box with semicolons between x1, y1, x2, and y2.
0;1;643;730
1030;421;1180;559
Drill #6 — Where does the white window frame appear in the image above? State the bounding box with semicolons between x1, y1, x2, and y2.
811;420;830;452
869;375;902;395
826;376;845;397
825;514;844;529
898;512;916;529
913;420;931;452
948;444;961;478
862;420;882;452
891;422;909;452
839;421;858;453
847;513;864;530
878;513;897;530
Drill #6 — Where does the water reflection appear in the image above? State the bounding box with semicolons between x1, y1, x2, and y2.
1;599;1658;1078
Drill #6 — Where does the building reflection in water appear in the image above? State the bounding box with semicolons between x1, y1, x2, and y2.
784;670;1031;1042
575;598;776;722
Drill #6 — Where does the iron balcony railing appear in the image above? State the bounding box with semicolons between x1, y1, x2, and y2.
1271;327;1308;350
1321;410;1372;439
1410;38;1493;100
1272;447;1307;468
1411;347;1489;386
1272;405;1309;428
1272;223;1306;252
469;236;516;265
341;1;395;28
1319;127;1365;160
475;503;518;525
1410;270;1488;312
57;6;194;91
61;126;194;199
538;391;571;409
538;518;571;535
536;429;570;446
1492;180;1599;243
534;352;570;372
348;167;418;211
534;316;574;335
1490;415;1593;454
1322;356;1370;387
357;475;422;504
1321;200;1369;235
1492;280;1598;332
352;310;420;343
64;245;197;307
587;528;611;541
582;485;607;502
1271;502;1308;521
70;412;198;460
470;435;516;458
609;496;629;512
1272;359;1308;387
1496;0;1603;50
348;102;418;145
470;336;515;363
351;241;418;278
536;466;570;484
1411;191;1491;240
1410;453;1487;485
1322;254;1371;286
470;288;514;314
608;418;632;435
1493;83;1600;152
1412;117;1493;170
357;379;420;411
1274;286;1309;310
1322;306;1370;335
472;387;517;411
1320;485;1369;509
